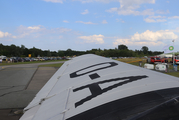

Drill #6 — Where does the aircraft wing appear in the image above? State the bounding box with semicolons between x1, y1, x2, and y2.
20;54;179;120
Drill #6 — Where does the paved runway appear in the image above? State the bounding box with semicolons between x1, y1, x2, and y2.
0;67;37;109
0;61;65;120
0;61;64;70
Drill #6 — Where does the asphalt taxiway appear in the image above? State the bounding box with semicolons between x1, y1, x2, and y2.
0;61;64;120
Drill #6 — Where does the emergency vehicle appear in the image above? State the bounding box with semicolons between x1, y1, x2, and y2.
147;56;168;64
173;56;179;64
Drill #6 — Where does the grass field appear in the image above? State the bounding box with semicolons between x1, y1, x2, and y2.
117;58;179;78
41;58;179;78
38;63;64;67
2;57;178;78
166;72;179;77
38;58;178;78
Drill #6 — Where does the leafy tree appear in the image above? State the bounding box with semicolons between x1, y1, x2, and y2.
118;44;128;50
141;46;149;54
51;51;58;56
58;50;64;57
21;45;26;55
65;49;73;56
47;50;51;57
0;43;164;58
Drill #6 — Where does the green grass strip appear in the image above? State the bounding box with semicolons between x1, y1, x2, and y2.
38;63;64;67
0;60;67;66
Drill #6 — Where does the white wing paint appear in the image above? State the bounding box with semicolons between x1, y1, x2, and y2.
20;54;179;120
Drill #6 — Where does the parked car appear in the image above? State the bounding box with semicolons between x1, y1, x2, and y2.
31;58;38;61
12;58;18;62
38;58;45;61
17;57;24;62
23;58;30;62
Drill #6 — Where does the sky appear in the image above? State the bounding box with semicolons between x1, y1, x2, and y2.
0;0;179;52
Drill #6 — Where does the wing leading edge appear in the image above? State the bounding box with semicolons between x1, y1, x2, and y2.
20;54;179;120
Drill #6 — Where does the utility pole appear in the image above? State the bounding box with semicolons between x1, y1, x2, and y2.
172;40;175;65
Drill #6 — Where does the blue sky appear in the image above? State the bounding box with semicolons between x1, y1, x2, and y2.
0;0;179;52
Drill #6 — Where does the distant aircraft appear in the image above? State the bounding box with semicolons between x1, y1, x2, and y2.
20;54;179;120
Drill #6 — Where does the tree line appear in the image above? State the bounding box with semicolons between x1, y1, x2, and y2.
0;44;163;57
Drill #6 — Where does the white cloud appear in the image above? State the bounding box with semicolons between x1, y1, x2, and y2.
119;0;155;7
106;8;154;16
148;16;166;19
144;18;156;23
113;30;178;46
16;25;45;38
58;28;72;32
116;19;120;22
144;16;167;23
131;30;178;41
76;21;96;24
156;10;170;14
22;25;44;32
106;8;117;13
113;39;164;46
113;39;130;45
102;20;107;24
73;0;154;4
0;31;11;38
51;40;57;44
0;31;16;39
59;36;63;39
16;25;71;38
106;0;170;16
43;0;65;3
116;18;125;23
12;36;17;39
106;0;155;16
168;27;179;33
79;34;104;44
55;27;72;33
81;9;89;15
49;27;72;33
156;19;167;22
28;26;41;30
63;20;69;23
107;8;169;16
168;16;179;19
72;0;118;3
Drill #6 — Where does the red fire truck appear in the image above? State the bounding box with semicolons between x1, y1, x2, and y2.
172;56;179;64
147;56;168;64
